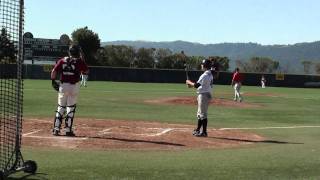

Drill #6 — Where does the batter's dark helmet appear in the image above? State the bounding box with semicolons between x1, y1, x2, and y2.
201;59;212;69
69;44;81;58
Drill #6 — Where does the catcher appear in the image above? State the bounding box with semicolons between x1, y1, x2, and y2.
51;44;89;136
186;59;213;137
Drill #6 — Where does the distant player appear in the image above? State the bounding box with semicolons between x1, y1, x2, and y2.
80;48;88;87
80;73;88;87
51;44;89;136
231;67;243;102
261;75;266;88
186;59;213;137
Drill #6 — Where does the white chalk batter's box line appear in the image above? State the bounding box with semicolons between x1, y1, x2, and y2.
22;127;176;140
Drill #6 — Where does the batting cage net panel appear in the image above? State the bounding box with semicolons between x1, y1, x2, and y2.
0;0;35;178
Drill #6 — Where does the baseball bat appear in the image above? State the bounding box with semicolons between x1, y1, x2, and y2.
184;63;189;80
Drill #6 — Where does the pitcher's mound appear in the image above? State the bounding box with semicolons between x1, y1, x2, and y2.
145;96;262;108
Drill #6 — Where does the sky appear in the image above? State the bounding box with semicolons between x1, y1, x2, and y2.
24;0;320;45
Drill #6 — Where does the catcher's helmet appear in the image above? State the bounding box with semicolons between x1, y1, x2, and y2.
69;44;81;57
201;59;212;69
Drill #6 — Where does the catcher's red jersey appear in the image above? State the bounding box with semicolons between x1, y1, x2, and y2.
53;57;88;84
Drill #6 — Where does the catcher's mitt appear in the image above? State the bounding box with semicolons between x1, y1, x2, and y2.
51;80;60;92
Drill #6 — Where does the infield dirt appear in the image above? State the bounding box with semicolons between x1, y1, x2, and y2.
23;118;264;150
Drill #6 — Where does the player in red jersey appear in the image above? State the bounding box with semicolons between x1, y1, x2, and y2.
51;44;89;136
231;68;243;102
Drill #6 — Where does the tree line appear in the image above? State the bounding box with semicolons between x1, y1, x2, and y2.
70;27;283;73
301;60;320;74
2;26;319;74
0;28;16;64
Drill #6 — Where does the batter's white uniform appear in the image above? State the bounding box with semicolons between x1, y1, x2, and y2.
196;70;213;120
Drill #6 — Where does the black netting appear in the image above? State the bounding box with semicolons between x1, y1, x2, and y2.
0;0;24;173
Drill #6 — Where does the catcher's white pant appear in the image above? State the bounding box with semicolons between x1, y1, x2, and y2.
58;82;80;106
197;93;212;120
234;82;242;101
55;82;80;132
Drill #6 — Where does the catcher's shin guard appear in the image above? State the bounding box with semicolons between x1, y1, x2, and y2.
53;105;65;135
64;104;76;133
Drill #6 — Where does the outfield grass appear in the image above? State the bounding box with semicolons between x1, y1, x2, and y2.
9;79;320;179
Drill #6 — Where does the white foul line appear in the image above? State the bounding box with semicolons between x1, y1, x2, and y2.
97;128;112;135
143;128;173;137
23;130;42;136
219;125;320;130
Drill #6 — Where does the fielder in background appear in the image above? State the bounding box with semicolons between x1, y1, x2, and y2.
51;44;89;136
261;75;266;88
80;73;88;87
231;67;243;102
80;48;89;87
186;59;213;137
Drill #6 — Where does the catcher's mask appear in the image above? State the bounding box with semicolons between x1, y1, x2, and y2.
69;44;81;58
201;59;212;69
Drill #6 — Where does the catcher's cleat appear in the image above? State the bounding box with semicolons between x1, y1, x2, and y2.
52;129;60;136
195;132;208;137
192;129;200;136
65;131;76;137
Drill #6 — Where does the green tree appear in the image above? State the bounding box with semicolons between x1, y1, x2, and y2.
96;47;110;66
71;26;101;65
301;60;312;74
157;52;188;69
154;48;172;68
98;45;135;67
0;28;16;63
186;56;205;70
208;56;230;71
315;63;320;74
157;55;175;69
236;57;279;73
135;48;154;68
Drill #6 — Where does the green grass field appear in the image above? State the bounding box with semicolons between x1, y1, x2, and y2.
9;80;320;180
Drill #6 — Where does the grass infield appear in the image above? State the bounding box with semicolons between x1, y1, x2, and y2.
9;79;320;179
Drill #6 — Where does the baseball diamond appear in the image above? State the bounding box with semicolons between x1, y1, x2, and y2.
3;0;320;179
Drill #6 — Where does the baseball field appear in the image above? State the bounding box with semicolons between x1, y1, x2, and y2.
10;79;320;179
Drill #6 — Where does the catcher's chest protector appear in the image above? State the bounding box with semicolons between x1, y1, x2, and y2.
62;57;78;75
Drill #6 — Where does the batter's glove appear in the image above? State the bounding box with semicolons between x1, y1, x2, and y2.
51;80;60;92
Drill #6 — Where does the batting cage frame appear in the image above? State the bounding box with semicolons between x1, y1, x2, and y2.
0;0;37;179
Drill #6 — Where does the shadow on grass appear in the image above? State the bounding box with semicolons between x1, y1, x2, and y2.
76;135;185;147
210;137;303;145
7;172;48;180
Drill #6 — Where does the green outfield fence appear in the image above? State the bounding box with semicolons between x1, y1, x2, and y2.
23;65;320;88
